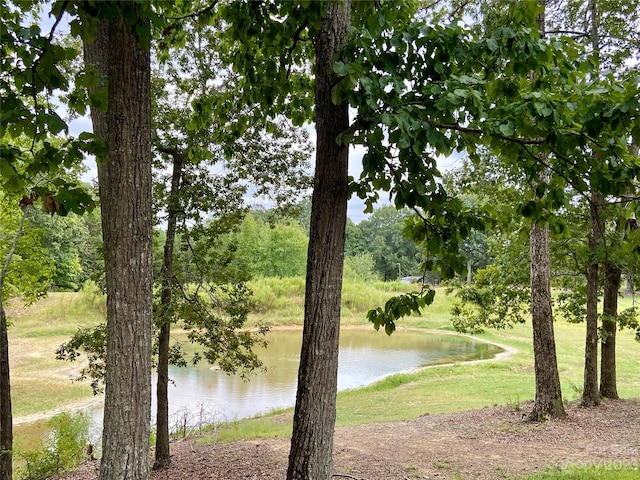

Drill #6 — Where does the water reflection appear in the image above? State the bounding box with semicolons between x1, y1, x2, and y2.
17;329;501;443
89;328;500;430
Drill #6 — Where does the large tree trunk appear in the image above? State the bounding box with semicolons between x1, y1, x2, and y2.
0;306;12;480
527;6;564;421
84;6;154;480
580;0;604;409
599;262;621;399
0;207;28;480
286;2;350;479
582;191;603;407
529;219;565;420
154;150;185;469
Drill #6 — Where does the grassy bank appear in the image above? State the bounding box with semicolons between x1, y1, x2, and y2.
8;279;640;442
211;295;640;442
8;278;420;419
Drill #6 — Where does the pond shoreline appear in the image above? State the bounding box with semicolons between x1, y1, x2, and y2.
15;327;513;427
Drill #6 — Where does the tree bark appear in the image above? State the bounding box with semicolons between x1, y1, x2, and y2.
529;218;565;420
582;190;603;407
527;5;565;422
84;6;154;480
599;261;621;399
286;2;350;479
0;206;28;480
0;306;12;480
154;150;184;469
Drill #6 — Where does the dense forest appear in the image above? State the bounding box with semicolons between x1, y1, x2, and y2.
1;1;639;480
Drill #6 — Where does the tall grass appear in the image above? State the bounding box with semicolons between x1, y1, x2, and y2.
9;282;105;337
249;276;436;325
248;277;306;322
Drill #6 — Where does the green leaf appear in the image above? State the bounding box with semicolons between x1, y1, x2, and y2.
331;85;342;105
333;61;350;76
43;112;68;135
499;122;515;136
521;200;537;217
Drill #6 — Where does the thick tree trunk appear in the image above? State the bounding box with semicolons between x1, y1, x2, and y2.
286;2;350;479
0;207;28;480
0;306;12;480
466;260;472;283
582;191;603;407
527;2;564;416
529;219;565;420
84;6;153;480
154;150;184;469
600;261;621;399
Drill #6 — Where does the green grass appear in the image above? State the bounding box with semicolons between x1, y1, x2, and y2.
205;282;640;443
9;278;640;474
249;277;422;325
8;288;107;417
512;463;640;480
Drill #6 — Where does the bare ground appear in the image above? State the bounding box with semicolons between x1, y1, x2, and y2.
57;398;640;480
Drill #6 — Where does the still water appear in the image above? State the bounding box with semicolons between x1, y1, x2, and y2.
16;328;501;446
88;328;501;430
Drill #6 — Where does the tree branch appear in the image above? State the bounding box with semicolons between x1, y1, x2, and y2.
48;1;69;41
546;29;589;37
0;206;30;295
282;17;310;78
166;1;219;21
333;474;368;480
157;145;182;157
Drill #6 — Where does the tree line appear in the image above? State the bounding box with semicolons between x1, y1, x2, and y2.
1;1;639;480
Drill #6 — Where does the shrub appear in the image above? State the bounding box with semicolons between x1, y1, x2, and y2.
16;412;90;480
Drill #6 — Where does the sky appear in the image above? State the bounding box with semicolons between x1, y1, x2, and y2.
72;115;383;224
72;114;464;225
46;7;465;226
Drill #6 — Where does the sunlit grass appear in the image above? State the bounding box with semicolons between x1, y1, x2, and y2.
210;284;640;441
12;378;92;417
8;289;105;417
512;463;640;480
9;288;105;337
8;280;640;438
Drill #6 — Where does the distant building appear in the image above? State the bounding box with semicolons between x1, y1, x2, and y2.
400;276;422;284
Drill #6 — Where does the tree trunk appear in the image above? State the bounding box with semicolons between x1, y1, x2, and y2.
600;261;621;399
624;273;634;296
529;219;565;420
154;150;184;469
0;206;28;480
0;306;12;480
527;6;564;419
286;2;350;479
84;6;154;480
582;191;603;407
466;260;472;283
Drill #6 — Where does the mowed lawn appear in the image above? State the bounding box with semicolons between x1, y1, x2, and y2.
7;284;640;428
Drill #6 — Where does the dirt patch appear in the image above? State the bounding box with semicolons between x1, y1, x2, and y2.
56;398;640;480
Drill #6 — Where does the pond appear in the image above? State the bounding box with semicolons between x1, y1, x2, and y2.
91;328;501;432
17;328;502;445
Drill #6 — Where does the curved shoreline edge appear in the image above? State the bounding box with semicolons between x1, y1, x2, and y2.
15;328;517;427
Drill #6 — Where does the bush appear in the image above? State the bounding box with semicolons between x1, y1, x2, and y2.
16;412;90;480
